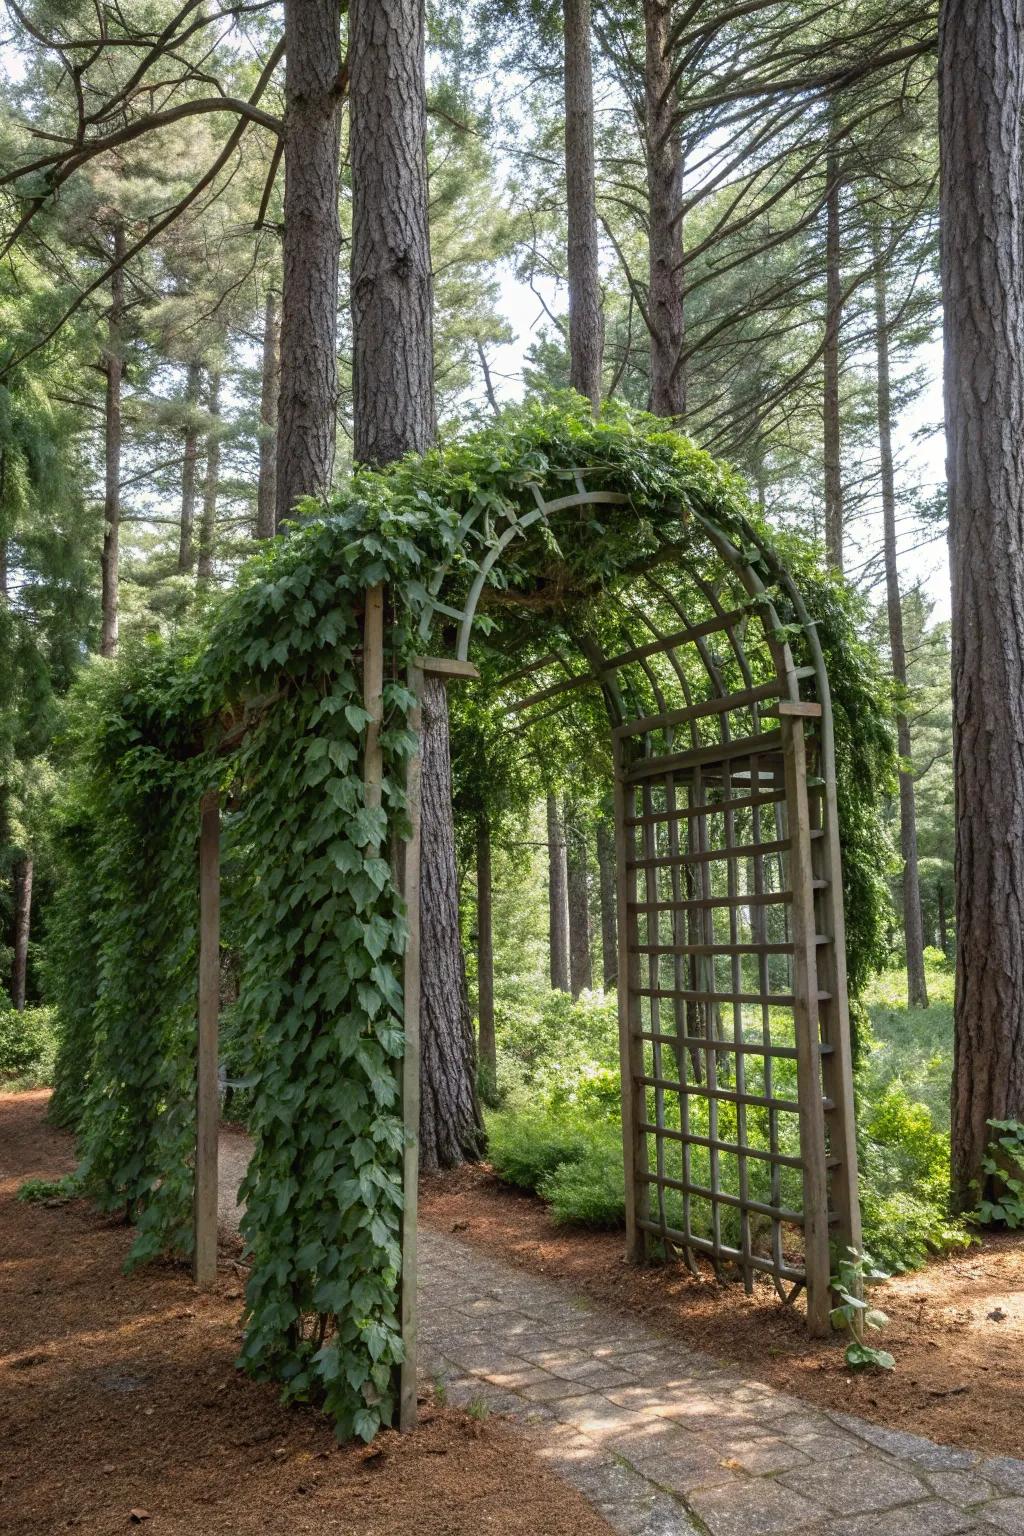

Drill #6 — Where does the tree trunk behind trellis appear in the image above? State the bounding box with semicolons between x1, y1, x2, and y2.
419;675;485;1168
348;0;481;1164
196;366;220;589
566;802;592;996
256;288;279;538
178;360;201;572
350;0;435;464
874;254;928;1011
100;222;124;658
644;0;685;420
275;0;341;529
564;0;602;410
940;0;1024;1208
823;146;844;571
596;816;617;988
547;795;571;991
476;817;496;1093
12;857;32;1012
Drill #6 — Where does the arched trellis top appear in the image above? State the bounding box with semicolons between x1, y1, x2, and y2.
357;458;862;1429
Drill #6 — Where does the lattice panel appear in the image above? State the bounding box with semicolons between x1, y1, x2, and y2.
620;737;824;1299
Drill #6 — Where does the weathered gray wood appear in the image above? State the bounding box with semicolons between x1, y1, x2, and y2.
414;655;480;680
613;737;647;1262
613;679;783;740
624;730;784;782
476;816;496;1083
362;584;384;810
398;663;424;1433
781;715;832;1336
193;789;220;1290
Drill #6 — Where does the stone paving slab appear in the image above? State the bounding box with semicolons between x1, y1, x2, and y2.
418;1227;1024;1536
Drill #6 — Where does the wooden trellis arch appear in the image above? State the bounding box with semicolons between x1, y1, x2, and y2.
190;464;861;1435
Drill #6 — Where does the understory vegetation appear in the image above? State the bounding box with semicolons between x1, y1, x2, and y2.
483;950;971;1275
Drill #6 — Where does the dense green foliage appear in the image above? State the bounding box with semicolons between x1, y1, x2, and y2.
0;1002;56;1085
48;399;897;1433
485;958;971;1275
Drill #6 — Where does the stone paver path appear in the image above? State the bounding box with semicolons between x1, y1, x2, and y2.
418;1229;1024;1536
217;1134;1024;1536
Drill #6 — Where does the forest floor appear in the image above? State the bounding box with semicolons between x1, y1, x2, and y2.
0;1091;613;1536
420;1163;1024;1462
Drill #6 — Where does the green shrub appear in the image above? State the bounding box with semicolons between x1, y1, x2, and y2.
539;1132;625;1227
487;1103;590;1189
0;1005;57;1086
858;1081;971;1269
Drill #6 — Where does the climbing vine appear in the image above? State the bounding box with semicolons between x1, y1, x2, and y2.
49;399;896;1438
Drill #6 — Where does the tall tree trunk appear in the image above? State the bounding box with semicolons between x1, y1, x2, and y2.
275;0;342;528
256;288;279;538
644;0;685;420
12;856;32;1011
476;817;496;1093
196;366;221;589
350;0;435;463
596;816;617;988
566;800;592;996
418;675;485;1169
874;255;928;1011
100;221;124;658
823;146;844;570
349;0;481;1164
547;794;571;991
564;0;603;410
940;0;1024;1209
178;360;201;572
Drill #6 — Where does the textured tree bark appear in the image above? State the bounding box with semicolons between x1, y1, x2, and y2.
564;0;603;410
178;361;201;572
196;366;221;589
275;0;341;529
348;0;481;1165
547;794;571;991
256;288;279;538
644;0;685;420
418;675;485;1169
350;0;435;463
940;0;1024;1208
566;801;593;996
596;816;617;988
475;817;496;1089
875;257;928;1011
100;222;124;658
823;147;844;571
12;856;32;1011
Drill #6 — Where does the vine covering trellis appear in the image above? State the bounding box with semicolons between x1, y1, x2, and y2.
49;401;895;1438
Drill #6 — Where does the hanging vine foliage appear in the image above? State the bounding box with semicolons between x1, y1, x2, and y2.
49;399;896;1438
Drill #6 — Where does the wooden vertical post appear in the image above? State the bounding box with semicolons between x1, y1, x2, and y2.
476;817;496;1086
363;583;384;809
398;663;424;1432
781;714;831;1336
194;789;220;1289
612;736;647;1263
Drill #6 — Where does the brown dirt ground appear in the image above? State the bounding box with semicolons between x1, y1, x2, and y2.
420;1163;1024;1461
0;1092;612;1536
